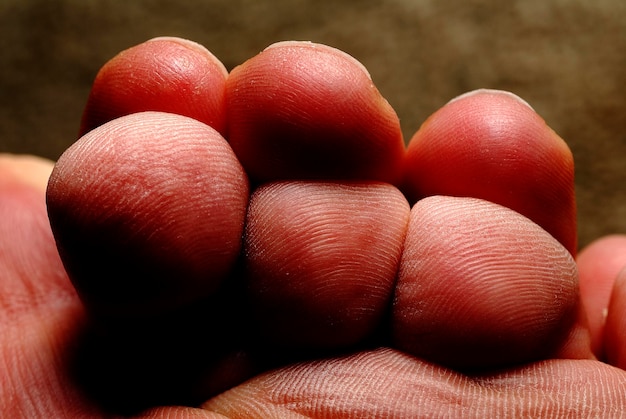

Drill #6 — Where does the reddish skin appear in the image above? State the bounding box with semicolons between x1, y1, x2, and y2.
402;90;577;255
606;270;626;370
0;158;105;418
393;196;591;370
4;38;626;417
226;42;406;184
48;112;249;319
244;181;410;349
577;235;626;358
79;37;228;137
6;157;617;418
204;349;626;418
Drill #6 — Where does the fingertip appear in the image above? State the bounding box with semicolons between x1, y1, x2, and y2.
226;41;405;184
402;89;577;255
80;37;228;137
263;40;373;80
48;112;249;319
244;181;409;349
393;196;582;370
148;37;229;77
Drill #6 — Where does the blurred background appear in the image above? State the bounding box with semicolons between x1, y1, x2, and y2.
1;0;625;249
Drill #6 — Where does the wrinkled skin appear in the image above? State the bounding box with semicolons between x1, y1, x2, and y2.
2;37;626;418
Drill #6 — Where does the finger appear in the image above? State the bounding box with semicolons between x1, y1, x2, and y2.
403;89;577;255
392;196;592;371
203;348;626;418
47;111;249;319
577;235;626;358
226;41;406;184
47;112;254;412
79;37;228;137
244;181;409;350
604;266;626;369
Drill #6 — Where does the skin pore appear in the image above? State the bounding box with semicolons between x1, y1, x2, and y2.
2;37;626;417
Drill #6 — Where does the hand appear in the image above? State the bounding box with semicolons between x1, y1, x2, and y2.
3;37;626;418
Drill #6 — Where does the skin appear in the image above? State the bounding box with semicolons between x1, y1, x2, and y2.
2;37;626;417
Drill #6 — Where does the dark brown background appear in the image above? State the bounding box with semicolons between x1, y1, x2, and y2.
1;0;625;249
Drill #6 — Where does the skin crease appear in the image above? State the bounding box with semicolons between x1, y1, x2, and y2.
3;37;626;417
